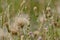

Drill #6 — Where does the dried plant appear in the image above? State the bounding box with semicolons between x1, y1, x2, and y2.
0;0;60;40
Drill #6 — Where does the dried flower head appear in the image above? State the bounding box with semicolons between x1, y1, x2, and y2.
14;13;30;28
9;13;30;35
9;25;18;35
37;36;42;40
37;15;46;23
33;31;39;37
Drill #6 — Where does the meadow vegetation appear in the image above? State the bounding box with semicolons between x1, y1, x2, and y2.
0;0;60;40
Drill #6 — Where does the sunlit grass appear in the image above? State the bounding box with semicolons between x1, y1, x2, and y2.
0;0;60;40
